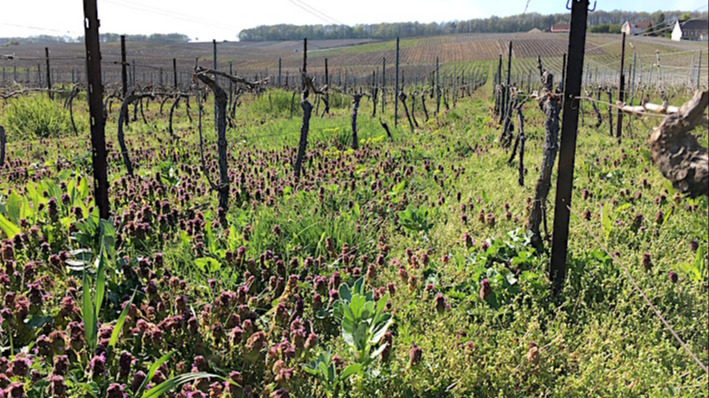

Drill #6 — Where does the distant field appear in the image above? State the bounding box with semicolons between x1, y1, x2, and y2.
1;32;707;88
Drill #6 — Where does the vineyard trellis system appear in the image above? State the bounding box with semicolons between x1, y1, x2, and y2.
0;3;707;298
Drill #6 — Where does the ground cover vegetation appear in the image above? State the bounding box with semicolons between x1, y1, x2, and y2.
0;69;707;397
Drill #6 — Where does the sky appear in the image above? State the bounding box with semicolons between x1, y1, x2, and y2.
1;0;707;41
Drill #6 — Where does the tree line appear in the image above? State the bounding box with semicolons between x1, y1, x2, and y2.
0;33;190;46
238;10;707;41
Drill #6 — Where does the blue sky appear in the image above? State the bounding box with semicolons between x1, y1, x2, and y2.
1;0;707;41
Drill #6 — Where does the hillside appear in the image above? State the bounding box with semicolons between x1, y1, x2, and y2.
1;32;707;89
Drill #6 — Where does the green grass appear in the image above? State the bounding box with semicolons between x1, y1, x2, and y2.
0;82;706;397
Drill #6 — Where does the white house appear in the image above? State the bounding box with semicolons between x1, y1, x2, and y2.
672;19;709;41
621;21;654;35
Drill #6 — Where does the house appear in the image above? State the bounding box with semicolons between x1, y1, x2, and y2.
672;19;709;41
621;21;654;35
550;23;570;33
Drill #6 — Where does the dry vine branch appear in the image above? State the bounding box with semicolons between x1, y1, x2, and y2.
117;88;155;177
194;84;219;199
66;86;80;135
194;69;230;217
294;40;314;183
528;57;561;249
648;90;708;197
196;67;268;90
398;91;415;133
168;93;192;141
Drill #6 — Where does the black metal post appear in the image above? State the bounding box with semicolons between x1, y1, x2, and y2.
83;0;110;219
615;32;626;139
121;36;127;96
382;57;386;114
549;0;590;297
45;48;52;99
395;37;399;126
213;39;217;123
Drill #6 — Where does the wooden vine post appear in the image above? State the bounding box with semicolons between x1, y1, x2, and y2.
121;36;128;97
294;38;313;183
395;37;400;127
550;0;590;296
615;32;626;139
213;39;218;124
381;57;386;115
45;48;52;99
696;50;702;90
606;90;613;136
517;108;525;186
83;0;110;220
371;70;378;117
528;59;561;250
322;58;330;116
351;93;363;150
504;42;512;123
120;35;129;127
0;126;5;169
435;56;441;115
495;54;502;116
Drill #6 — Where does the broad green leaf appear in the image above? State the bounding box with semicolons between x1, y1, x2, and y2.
109;288;137;350
327;363;335;383
369;315;393;344
338;283;352;303
0;213;20;238
78;177;89;198
343;306;355;326
352;295;367;318
20;199;33;223
142;373;225;398
82;270;97;352
318;361;329;378
94;246;106;318
136;352;175;397
353;277;365;295
374;293;389;318
616;203;631;212
369;343;388;360
361;301;375;320
600;204;613;239
342;329;354;346
228;225;238;251
339;363;361;380
353;322;369;350
25;315;52;329
99;219;116;258
26;182;39;210
5;191;23;224
194;257;221;273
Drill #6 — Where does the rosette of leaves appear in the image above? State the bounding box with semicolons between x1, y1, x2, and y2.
302;349;361;398
333;278;393;366
398;205;433;235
